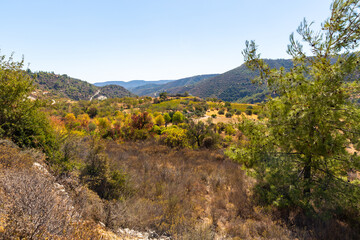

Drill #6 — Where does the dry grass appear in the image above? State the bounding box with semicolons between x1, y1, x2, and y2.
201;110;258;124
0;139;39;169
102;139;295;239
1;137;357;239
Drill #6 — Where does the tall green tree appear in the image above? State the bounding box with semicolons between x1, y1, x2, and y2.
229;0;360;216
172;111;185;125
163;112;171;127
159;91;168;101
0;54;56;153
186;120;209;147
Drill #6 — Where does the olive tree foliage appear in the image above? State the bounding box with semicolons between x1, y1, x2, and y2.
229;0;360;215
172;111;185;125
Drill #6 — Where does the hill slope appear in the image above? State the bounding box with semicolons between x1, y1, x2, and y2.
175;59;293;102
31;71;134;100
131;74;219;96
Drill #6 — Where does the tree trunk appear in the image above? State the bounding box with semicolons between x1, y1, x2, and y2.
304;116;314;196
304;156;311;196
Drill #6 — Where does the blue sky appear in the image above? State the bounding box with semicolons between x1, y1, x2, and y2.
1;0;333;83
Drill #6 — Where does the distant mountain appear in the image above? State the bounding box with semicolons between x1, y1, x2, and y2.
94;80;175;89
122;59;293;102
171;59;294;102
31;71;134;101
131;74;219;96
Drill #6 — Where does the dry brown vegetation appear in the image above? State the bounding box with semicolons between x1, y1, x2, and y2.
0;140;117;240
1;137;358;239
74;138;358;240
97;139;296;239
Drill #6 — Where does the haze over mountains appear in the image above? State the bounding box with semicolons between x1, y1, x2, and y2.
95;59;293;102
130;74;220;96
94;80;175;89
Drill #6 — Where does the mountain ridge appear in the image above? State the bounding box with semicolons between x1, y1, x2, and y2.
131;74;219;96
122;59;293;102
94;80;175;89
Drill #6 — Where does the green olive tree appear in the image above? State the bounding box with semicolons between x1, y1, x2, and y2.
172;111;185;125
229;0;360;216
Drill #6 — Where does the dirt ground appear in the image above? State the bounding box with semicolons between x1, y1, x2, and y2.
196;110;258;124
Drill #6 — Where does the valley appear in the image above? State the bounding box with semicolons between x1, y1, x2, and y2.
1;0;360;239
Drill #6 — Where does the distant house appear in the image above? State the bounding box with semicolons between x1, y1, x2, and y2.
97;95;107;101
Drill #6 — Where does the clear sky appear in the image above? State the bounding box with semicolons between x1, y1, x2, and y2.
1;0;333;83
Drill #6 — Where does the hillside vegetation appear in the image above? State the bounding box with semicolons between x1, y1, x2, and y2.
0;50;359;239
32;71;134;101
176;59;293;102
1;1;360;239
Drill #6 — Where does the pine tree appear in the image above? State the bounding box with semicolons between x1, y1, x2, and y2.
230;0;360;216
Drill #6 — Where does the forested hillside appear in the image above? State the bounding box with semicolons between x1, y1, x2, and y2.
31;71;134;100
176;59;293;102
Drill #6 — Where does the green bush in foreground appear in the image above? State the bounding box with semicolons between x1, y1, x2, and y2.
81;138;131;200
0;55;58;156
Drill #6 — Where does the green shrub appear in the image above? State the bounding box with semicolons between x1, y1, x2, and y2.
0;54;58;156
224;135;233;142
164;112;171;126
202;134;220;149
172;111;185;125
81;138;131;200
225;125;236;135
152;125;162;135
225;112;233;118
132;129;149;140
88;122;97;132
161;126;189;148
155;115;165;126
87;107;98;118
